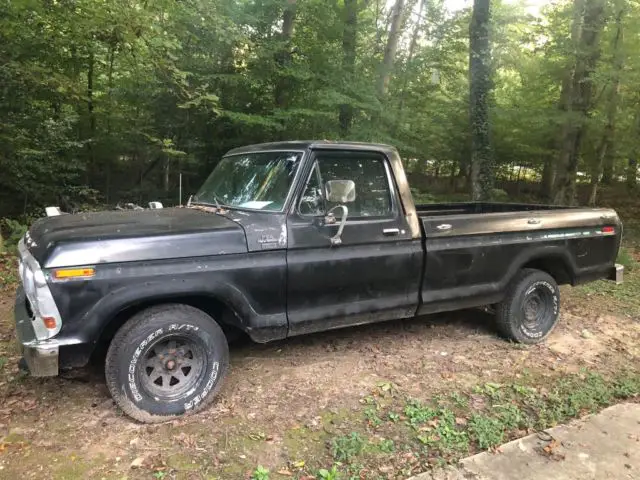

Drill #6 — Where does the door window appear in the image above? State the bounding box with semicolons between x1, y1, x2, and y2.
299;153;393;218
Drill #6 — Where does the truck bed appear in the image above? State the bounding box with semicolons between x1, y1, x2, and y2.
415;200;621;316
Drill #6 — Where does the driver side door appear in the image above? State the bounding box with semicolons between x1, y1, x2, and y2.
285;149;423;336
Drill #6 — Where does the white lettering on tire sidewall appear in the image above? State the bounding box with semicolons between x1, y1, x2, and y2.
184;360;219;411
128;327;164;402
521;280;558;339
127;323;218;409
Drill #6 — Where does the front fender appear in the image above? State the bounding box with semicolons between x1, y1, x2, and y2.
78;279;288;346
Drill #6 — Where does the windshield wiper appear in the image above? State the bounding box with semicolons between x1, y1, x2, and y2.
190;192;227;213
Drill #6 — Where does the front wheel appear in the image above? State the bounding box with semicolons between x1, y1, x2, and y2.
495;269;560;344
105;304;229;423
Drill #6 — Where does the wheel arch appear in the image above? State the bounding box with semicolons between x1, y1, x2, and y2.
520;255;573;286
508;247;576;287
83;280;286;362
95;294;244;355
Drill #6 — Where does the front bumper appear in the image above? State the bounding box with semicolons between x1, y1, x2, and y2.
608;263;624;284
15;287;59;377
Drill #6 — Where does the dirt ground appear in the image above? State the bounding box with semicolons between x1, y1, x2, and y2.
0;276;638;479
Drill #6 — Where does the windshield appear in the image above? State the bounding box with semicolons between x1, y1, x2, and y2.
194;151;303;211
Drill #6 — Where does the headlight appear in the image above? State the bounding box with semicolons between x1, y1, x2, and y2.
18;237;62;339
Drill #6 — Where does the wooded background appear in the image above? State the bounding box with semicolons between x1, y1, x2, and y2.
1;0;639;227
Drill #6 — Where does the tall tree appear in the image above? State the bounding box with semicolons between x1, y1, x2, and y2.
553;0;606;205
589;2;625;204
627;110;640;189
377;0;406;97
274;0;297;110
339;0;358;136
469;0;494;201
541;0;585;201
395;0;426;127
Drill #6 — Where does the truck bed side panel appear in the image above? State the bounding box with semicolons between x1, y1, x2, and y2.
418;208;621;314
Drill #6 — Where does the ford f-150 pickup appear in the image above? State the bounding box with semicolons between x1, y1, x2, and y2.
14;141;624;422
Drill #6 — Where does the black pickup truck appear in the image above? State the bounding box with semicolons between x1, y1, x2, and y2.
14;141;623;422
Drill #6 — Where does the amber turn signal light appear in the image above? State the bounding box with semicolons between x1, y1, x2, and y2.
42;316;57;329
53;267;95;280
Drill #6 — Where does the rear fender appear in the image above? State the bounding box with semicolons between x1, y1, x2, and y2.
507;246;576;287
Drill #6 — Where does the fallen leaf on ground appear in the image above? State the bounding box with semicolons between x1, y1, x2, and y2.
541;439;565;461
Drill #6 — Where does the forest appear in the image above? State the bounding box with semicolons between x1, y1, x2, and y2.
1;0;639;238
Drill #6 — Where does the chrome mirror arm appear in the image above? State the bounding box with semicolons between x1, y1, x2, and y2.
326;205;349;246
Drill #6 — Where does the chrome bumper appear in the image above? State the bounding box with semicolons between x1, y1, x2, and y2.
608;263;624;285
15;287;59;377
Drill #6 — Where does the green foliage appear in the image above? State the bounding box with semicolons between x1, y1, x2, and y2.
468;414;505;449
377;438;395;453
379;370;640;461
363;407;382;427
331;432;365;462
489;188;509;201
450;391;469;408
316;465;340;480
251;465;270;480
1;0;639;219
616;247;636;270
387;411;400;423
403;399;438;428
1;219;28;250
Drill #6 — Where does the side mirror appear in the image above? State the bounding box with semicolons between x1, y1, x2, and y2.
325;180;356;204
323;180;356;246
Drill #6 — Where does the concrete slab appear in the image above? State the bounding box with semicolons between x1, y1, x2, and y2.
409;403;640;480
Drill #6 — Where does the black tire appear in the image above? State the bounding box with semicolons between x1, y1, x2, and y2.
495;269;560;344
105;304;229;423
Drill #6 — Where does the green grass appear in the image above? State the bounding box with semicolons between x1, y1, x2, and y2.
331;432;366;462
572;246;640;317
315;369;640;477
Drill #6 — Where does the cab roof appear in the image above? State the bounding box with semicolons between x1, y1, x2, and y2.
224;140;396;156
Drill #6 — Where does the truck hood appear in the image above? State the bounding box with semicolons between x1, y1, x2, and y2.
26;208;248;268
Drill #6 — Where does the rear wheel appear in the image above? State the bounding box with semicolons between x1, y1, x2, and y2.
105;304;229;423
495;269;560;344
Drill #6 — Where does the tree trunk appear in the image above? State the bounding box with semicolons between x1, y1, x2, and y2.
469;0;494;201
627;111;640;190
274;0;297;109
377;0;405;97
87;50;96;173
339;0;358;136
588;142;607;206
627;158;638;189
105;44;116;204
164;156;170;193
547;0;584;201
395;0;426;130
552;0;605;205
601;152;614;184
541;156;555;201
588;3;624;205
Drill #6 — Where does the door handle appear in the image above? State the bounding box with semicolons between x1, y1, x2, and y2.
436;224;452;231
527;218;541;225
383;228;400;236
